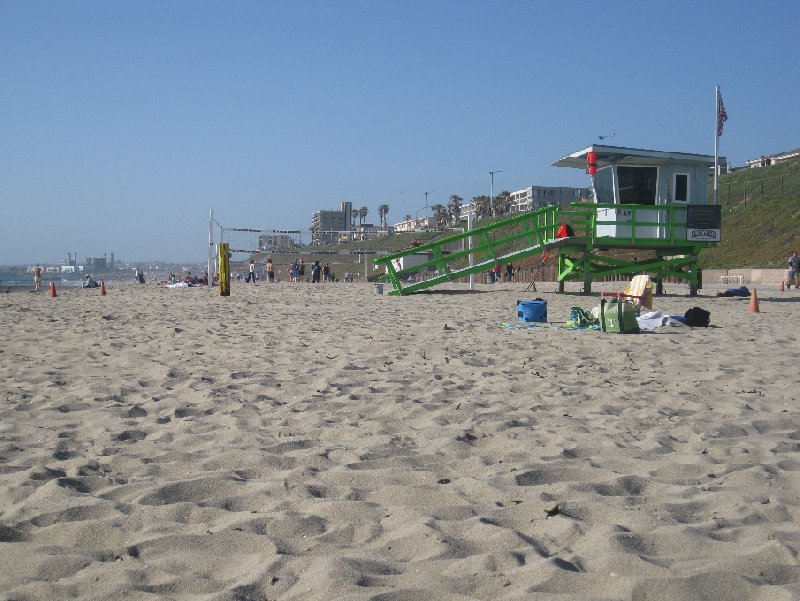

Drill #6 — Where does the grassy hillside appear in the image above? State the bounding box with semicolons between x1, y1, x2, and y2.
700;161;800;268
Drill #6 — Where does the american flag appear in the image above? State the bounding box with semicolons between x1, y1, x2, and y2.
717;89;728;137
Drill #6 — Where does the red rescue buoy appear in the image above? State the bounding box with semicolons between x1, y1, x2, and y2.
587;151;598;176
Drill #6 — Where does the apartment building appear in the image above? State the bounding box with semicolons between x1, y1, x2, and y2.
460;185;591;219
311;201;353;244
507;185;591;212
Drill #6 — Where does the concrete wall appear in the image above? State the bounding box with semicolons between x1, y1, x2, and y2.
702;269;786;285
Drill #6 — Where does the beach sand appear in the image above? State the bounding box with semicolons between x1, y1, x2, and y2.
2;280;799;600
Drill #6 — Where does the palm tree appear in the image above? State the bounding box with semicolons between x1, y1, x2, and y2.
431;204;448;227
495;190;512;216
378;204;389;229
358;206;368;226
473;195;490;219
448;195;463;225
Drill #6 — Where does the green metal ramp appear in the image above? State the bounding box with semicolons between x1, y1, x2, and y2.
374;201;718;296
373;206;564;295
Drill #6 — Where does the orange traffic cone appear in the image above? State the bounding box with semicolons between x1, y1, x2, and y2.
99;280;106;296
780;280;785;292
748;288;760;313
48;281;57;297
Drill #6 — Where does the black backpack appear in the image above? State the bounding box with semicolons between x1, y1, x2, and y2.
684;307;710;327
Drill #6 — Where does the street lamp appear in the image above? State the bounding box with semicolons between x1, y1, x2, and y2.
416;190;434;224
489;170;502;216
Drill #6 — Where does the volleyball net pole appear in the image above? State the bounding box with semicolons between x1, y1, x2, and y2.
208;209;215;293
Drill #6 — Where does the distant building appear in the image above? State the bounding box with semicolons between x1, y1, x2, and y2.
311;201;353;244
351;224;389;241
392;216;435;231
258;232;298;252
60;252;77;268
746;147;800;168
459;185;591;219
507;185;592;212
84;253;114;270
393;218;417;232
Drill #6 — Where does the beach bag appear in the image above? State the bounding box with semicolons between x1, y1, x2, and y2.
684;307;710;327
599;299;639;334
567;306;597;327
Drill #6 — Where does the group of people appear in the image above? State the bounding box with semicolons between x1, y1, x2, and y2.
30;265;100;290
290;259;334;283
488;262;514;283
161;271;209;286
241;258;336;284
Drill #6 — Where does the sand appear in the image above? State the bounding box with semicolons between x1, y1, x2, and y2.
1;280;799;601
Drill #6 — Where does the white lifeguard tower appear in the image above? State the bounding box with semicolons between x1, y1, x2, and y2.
551;145;723;295
554;145;721;240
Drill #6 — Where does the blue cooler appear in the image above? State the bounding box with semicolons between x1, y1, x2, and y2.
517;299;547;323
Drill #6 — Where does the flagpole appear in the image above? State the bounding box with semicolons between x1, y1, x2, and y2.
714;85;719;205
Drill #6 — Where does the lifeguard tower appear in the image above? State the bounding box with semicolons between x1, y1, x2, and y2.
552;145;722;295
373;145;721;296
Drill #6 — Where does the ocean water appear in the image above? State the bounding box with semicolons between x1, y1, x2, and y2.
0;275;86;290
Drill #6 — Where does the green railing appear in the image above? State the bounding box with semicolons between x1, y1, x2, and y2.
559;202;712;248
374;206;563;295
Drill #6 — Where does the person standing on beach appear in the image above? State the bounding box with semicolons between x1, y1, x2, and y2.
33;265;42;291
298;258;306;282
265;258;275;282
245;259;257;283
311;260;321;283
788;250;800;288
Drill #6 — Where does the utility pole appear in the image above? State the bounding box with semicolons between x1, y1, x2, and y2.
489;170;502;216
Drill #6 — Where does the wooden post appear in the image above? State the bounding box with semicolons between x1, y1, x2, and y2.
218;242;230;296
583;253;592;294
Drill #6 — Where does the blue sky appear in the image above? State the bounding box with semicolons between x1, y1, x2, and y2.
2;1;797;265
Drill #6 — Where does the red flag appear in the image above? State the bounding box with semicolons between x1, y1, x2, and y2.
717;89;728;137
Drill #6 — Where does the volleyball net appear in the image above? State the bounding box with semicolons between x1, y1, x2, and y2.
219;227;310;262
207;210;467;282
